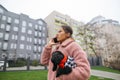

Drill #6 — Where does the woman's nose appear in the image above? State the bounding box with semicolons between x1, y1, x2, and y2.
56;34;58;37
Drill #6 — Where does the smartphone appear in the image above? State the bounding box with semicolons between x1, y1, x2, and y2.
53;37;58;43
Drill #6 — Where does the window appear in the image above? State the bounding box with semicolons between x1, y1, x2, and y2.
27;45;31;50
10;43;16;49
2;15;6;21
38;20;43;25
34;38;37;44
38;46;41;52
21;27;26;33
15;35;18;40
20;44;24;49
39;26;42;30
13;26;18;32
7;17;12;23
12;35;18;40
6;25;11;31
10;43;14;49
3;42;8;50
28;30;32;34
4;33;9;40
38;32;41;37
12;35;14;40
14;43;16;49
0;42;2;48
21;36;25;41
29;45;31;50
29;38;32;42
38;39;41;44
26;45;29;50
35;25;38;30
22;21;26;27
0;24;5;29
14;19;19;24
42;33;45;37
0;8;4;14
35;31;37;37
43;27;45;31
0;32;3;38
42;39;45;45
34;46;37;52
28;23;32;27
27;37;29;42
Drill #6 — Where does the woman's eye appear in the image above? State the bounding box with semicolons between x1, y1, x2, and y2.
59;31;61;33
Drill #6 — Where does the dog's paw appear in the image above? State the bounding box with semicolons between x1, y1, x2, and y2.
63;66;72;74
56;66;72;77
56;68;63;77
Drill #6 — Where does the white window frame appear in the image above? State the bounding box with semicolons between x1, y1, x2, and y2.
2;15;6;21
28;23;32;27
13;26;18;32
35;25;38;30
3;42;8;50
35;31;37;37
0;32;3;38
7;17;12;23
4;33;9;40
14;19;19;24
0;8;4;14
22;21;27;27
21;36;25;41
28;30;32;34
21;27;26;33
6;25;11;31
20;44;24;49
0;24;5;29
34;38;37;44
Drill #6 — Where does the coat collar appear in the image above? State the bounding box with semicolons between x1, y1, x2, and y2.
55;38;74;50
61;38;75;47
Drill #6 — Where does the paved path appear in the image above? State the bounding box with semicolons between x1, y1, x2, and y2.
91;70;120;80
0;66;45;71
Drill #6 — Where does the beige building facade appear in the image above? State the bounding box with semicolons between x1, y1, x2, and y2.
44;11;84;40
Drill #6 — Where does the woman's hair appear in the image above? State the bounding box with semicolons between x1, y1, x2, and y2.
61;25;73;37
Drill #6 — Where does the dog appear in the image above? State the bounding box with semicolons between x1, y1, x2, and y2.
51;51;76;77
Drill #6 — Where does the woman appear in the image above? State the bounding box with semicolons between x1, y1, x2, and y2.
40;25;90;80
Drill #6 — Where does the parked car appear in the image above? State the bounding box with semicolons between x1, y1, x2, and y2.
0;61;8;69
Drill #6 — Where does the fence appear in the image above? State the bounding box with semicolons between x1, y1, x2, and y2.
0;56;47;72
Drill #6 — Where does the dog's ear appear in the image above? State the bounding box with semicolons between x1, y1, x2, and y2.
52;63;57;71
51;56;57;71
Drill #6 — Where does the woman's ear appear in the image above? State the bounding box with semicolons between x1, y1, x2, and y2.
67;33;71;38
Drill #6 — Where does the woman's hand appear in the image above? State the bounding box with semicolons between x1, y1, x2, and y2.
47;38;57;47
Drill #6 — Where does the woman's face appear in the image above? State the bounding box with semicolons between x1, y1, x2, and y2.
56;28;69;43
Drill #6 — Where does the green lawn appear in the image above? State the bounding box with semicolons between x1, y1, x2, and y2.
91;66;120;74
0;70;113;80
0;70;47;80
89;75;113;80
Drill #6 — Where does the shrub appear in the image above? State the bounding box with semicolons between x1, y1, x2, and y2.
31;60;39;66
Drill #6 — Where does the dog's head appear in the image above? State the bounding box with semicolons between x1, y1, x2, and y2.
51;51;64;71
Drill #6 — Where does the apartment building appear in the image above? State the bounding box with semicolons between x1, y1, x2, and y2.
0;5;48;60
44;11;84;40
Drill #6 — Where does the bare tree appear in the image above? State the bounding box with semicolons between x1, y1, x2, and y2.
75;23;104;66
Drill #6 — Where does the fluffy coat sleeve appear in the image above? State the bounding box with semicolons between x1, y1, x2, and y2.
40;45;52;65
62;42;91;80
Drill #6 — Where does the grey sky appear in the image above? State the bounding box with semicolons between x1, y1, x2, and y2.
0;0;120;23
